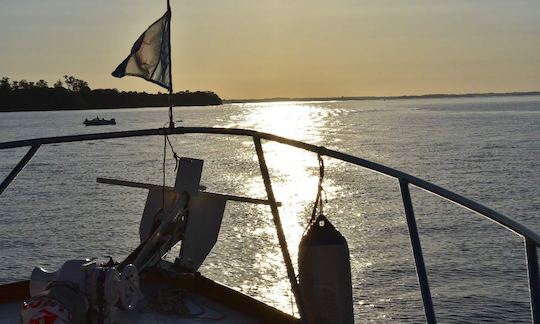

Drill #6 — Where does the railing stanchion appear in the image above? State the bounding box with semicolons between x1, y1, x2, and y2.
0;144;41;196
526;238;540;323
253;136;306;322
399;179;436;324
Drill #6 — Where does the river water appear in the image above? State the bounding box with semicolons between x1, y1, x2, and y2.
0;96;539;322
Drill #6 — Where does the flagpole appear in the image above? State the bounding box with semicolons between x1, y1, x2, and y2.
167;0;174;128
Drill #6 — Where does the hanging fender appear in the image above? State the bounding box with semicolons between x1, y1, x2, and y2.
299;215;354;324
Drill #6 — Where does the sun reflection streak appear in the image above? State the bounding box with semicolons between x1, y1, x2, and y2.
227;101;341;313
225;101;329;143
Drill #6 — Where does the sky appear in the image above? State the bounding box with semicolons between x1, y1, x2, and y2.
0;0;539;99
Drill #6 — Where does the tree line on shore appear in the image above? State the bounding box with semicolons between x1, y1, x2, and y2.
0;76;222;112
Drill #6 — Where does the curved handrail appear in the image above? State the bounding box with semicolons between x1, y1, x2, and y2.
1;126;539;245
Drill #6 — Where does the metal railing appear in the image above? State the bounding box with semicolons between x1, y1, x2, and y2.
1;126;539;323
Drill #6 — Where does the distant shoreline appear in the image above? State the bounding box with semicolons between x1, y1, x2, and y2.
223;91;540;104
0;91;222;113
0;76;222;113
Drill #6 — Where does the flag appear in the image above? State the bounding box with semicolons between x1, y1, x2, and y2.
112;9;172;91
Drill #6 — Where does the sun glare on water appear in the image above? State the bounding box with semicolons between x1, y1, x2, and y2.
227;101;339;312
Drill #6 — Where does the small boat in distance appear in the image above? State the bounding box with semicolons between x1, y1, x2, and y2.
83;116;116;126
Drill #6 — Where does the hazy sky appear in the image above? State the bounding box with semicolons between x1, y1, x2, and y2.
1;0;539;99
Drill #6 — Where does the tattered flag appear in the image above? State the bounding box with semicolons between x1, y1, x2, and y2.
112;9;171;90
